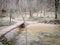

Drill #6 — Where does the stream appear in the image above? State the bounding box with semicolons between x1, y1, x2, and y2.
4;24;60;45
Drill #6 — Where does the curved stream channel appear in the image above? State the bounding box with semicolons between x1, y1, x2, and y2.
5;24;60;45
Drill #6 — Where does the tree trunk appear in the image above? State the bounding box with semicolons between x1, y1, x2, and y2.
29;9;33;17
55;8;57;19
9;12;12;24
55;0;59;19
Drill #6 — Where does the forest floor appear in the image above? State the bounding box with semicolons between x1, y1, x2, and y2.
0;16;60;45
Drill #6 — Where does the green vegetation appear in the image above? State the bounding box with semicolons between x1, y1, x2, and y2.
0;42;4;45
27;17;39;21
0;20;15;27
0;41;13;45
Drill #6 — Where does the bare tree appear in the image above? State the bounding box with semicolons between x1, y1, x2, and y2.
55;0;59;19
26;0;34;17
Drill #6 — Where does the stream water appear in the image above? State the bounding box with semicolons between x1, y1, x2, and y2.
5;24;60;45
